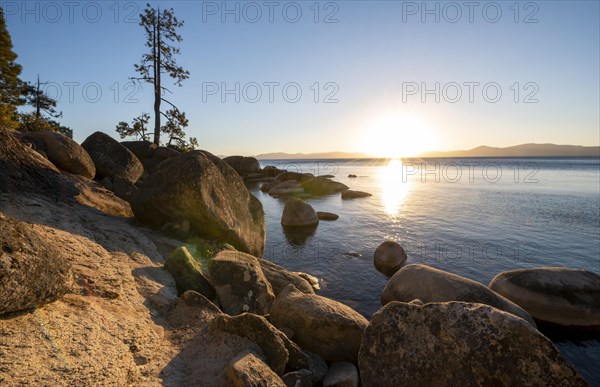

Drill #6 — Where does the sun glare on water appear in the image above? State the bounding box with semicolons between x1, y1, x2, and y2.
359;114;437;158
379;159;412;217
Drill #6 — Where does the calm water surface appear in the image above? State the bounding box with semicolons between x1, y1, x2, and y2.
249;157;600;384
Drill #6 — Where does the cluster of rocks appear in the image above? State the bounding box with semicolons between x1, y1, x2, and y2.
2;127;597;385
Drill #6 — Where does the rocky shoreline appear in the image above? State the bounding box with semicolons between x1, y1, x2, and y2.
1;127;598;385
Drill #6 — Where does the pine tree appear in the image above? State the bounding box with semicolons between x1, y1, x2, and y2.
116;113;151;141
0;6;24;129
133;3;190;145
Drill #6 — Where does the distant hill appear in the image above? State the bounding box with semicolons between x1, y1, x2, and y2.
255;151;370;160
419;144;600;158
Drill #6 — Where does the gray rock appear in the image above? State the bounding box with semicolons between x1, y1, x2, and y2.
0;213;74;314
274;171;313;184
19;131;95;179
358;301;586;386
489;267;600;330
262;165;284;178
341;190;372;200
164;247;215;299
112;176;137;203
316;211;339;221
132;150;265;256
270;284;368;363
208;250;275;315
223;156;261;176
323;362;359;387
81;131;143;183
281;198;319;228
227;351;286;387
381;264;536;326
374;240;407;276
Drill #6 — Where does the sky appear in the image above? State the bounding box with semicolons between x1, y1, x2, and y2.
3;0;599;157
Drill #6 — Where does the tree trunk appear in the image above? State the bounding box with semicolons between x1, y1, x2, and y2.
153;8;161;145
35;75;41;119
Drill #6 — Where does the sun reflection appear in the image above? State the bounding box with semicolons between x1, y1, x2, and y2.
379;159;412;217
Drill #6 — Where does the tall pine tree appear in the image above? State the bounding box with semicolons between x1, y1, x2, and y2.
133;4;190;145
0;6;24;129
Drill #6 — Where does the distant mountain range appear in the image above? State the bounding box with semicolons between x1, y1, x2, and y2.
252;144;599;159
419;143;600;158
255;151;370;160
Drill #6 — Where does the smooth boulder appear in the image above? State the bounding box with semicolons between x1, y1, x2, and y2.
382;264;535;325
489;267;600;330
270;285;368;363
281;198;319;228
207;250;275;315
132;150;265;256
164;246;215;299
223;156;261;176
374;241;407;276
316;211;339;221
19;131;95;179
81;132;143;183
301;177;349;196
0;213;74;314
269;180;304;196
358;301;586;386
121;141;180;175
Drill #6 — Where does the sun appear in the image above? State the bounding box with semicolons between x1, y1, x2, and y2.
359;113;437;158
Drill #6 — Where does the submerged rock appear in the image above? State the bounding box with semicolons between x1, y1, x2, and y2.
281;197;319;228
316;211;339;221
341;190;372;200
0;213;74;314
81;131;143;183
381;264;536;326
358;301;586;386
132;150;265;256
269;180;304;196
270;285;368;363
374;240;407;276
208;250;274;315
301;177;349;196
489;267;600;330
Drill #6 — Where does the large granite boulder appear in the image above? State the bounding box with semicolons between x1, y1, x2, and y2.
18;131;95;178
358;301;586;386
489;267;600;330
223;156;261;176
164;246;215;299
121;141;180;175
381;264;535;325
281;198;319;228
0;213;74;314
0;127;77;199
132;150;265;256
207;250;275;315
374;240;407;276
270;284;368;363
81;132;143;183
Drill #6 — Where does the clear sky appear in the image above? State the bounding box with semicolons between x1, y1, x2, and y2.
3;0;599;157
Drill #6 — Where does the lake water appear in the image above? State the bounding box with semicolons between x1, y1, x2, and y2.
248;157;600;384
